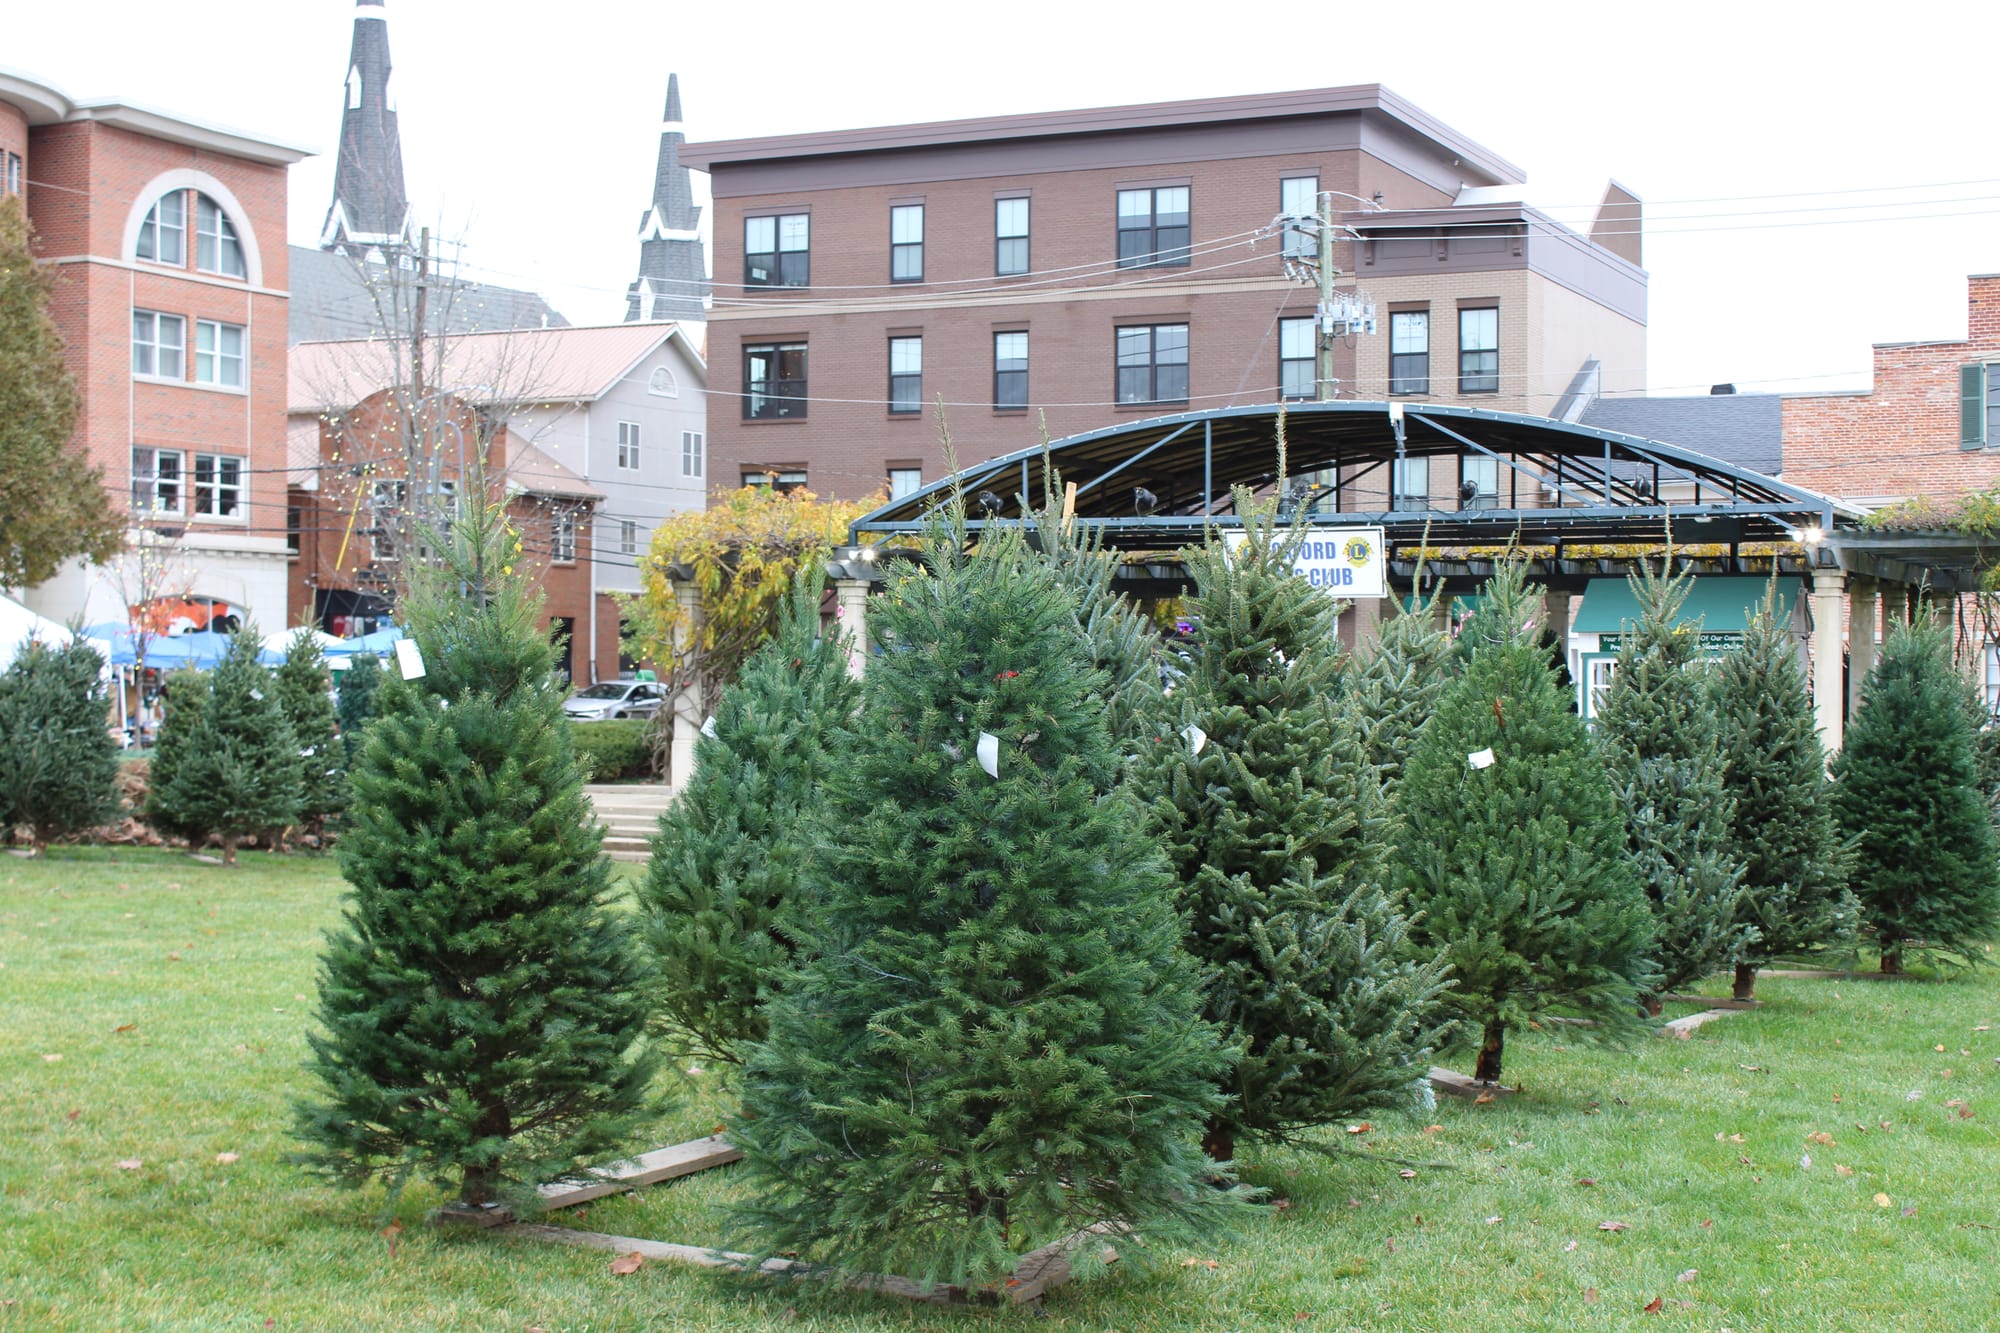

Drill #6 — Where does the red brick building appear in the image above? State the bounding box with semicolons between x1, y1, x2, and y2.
1;69;310;632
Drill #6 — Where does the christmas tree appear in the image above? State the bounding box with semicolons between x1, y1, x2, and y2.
148;630;301;864
295;511;661;1209
1394;560;1656;1082
273;631;343;845
640;568;860;1065
731;518;1238;1290
1351;577;1456;793
143;668;212;845
1711;590;1857;997
335;649;383;765
1594;561;1752;999
1145;501;1449;1160
0;636;119;854
1833;615;2000;973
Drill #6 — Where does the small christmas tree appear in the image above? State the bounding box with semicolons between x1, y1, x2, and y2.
274;631;343;845
336;649;383;765
0;636;119;854
1833;616;2000;973
640;568;860;1065
295;509;661;1209
144;668;212;845
1351;577;1456;793
1594;561;1752;999
1394;561;1656;1082
732;519;1237;1290
148;631;301;864
1711;591;1857;997
1145;501;1449;1160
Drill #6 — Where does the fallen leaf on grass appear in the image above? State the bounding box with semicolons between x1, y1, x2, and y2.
1485;1216;1502;1225
1901;1206;1918;1218
1345;1122;1372;1135
1584;1288;1600;1304
41;1053;60;1063
1699;1219;1714;1229
1422;1124;1444;1134
1677;1268;1699;1283
1473;1092;1495;1105
115;1158;142;1171
1180;1257;1219;1270
1836;1164;1854;1177
1577;1177;1598;1187
1737;1064;1763;1072
1598;1220;1629;1232
1398;1169;1417;1179
609;1252;645;1276
114;1023;137;1035
1272;1197;1293;1212
64;1109;79;1123
1874;1193;1893;1208
1800;1154;1813;1170
383;1220;402;1258
1563;1240;1579;1252
1807;1131;1834;1145
1644;1296;1664;1313
215;1152;238;1164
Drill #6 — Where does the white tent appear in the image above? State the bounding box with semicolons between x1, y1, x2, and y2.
0;593;75;672
260;626;345;656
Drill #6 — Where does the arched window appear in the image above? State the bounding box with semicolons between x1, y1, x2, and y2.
195;195;246;278
135;189;246;279
648;365;679;398
136;193;186;265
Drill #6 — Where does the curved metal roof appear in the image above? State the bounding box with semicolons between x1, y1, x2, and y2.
851;400;1858;551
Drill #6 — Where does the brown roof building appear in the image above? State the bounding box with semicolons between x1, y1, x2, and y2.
683;84;1649;505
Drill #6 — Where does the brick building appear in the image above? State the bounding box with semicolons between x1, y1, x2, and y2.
682;84;1648;504
0;67;310;632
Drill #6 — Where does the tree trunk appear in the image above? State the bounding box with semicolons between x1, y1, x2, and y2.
1881;945;1903;976
1473;1021;1505;1084
1201;1118;1235;1165
220;832;237;866
1732;962;1758;1002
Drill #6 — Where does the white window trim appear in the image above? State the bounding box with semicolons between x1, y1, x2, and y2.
193;319;247;392
131;447;186;517
551;509;578;563
681;429;705;479
120;170;264;286
131;310;187;383
616;420;641;471
191;452;247;523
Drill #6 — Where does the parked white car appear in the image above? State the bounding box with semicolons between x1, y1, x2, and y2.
563;680;666;721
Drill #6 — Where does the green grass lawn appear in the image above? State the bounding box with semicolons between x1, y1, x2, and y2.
4;848;1997;1331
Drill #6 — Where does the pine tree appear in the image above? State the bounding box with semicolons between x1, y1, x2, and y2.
1351;579;1456;793
0;637;119;854
336;650;383;764
149;630;301;865
274;632;343;845
1711;592;1857;997
1594;561;1752;999
295;510;661;1209
144;668;212;846
640;568;860;1065
1394;561;1657;1083
731;520;1238;1290
1145;504;1450;1160
1833;616;2000;973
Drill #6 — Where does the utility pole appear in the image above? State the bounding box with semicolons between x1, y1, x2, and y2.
1316;193;1339;403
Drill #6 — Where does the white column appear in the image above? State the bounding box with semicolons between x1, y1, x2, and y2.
1847;576;1877;720
667;575;704;788
834;577;871;678
1812;566;1846;754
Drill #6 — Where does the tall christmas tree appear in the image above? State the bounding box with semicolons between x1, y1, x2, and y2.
1351;577;1456;793
1594;561;1751;999
144;667;212;845
274;631;344;845
1833;615;2000;973
1711;590;1857;997
336;649;383;765
731;519;1238;1290
1394;561;1656;1082
148;630;301;865
0;637;119;855
1145;502;1450;1160
640;568;860;1065
295;509;661;1209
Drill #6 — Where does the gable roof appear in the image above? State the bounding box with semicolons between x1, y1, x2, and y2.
288;246;570;345
505;437;604;501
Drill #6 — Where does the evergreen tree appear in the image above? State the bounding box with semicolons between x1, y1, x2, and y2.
732;520;1238;1290
1394;561;1656;1082
143;668;212;846
335;650;383;764
150;630;301;865
0;637;119;854
1595;561;1752;999
274;632;343;845
640;568;860;1065
1833;616;2000;973
295;510;661;1209
1145;503;1450;1160
1351;578;1456;793
1711;592;1857;997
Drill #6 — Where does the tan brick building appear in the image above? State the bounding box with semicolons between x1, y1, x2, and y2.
683;85;1648;505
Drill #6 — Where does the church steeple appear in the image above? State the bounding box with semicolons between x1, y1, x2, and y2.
624;73;708;324
320;0;411;252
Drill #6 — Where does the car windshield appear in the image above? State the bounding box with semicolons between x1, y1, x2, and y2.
574;684;628;700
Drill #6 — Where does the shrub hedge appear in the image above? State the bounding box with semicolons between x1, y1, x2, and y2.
569;718;653;781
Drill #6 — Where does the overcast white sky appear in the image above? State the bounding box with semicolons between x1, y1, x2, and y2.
13;0;2000;397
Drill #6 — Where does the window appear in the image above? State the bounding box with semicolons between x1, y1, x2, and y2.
195;196;246;278
131;311;186;380
1390;311;1430;395
648;365;679;397
681;429;705;478
1962;363;2000;449
194;320;245;388
370;481;406;560
1461;455;1499;510
745;212;809;287
1279;317;1315;400
1459;307;1499;394
1280;175;1318;258
743;342;808;419
551;509;577;563
192;453;244;518
888;337;922;414
889;467;923;500
1116;186;1190;268
995;197;1029;275
136;192;186;265
286;504;302;555
1116;324;1189;405
743;469;808;494
890;204;924;282
619;520;638;557
3;153;21;196
994;331;1028;409
617;421;641;470
1392;456;1430;510
131;447;184;515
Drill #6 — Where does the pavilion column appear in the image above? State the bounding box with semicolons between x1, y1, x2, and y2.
1847;576;1878;719
1811;566;1847;754
833;577;871;679
667;574;704;788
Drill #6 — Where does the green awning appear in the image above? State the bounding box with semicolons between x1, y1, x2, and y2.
1571;576;1798;636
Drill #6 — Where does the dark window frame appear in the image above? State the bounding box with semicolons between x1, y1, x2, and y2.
1390;309;1431;395
995;196;1030;276
1115;323;1190;406
1115;186;1191;269
742;342;808;420
744;212;809;288
1278;316;1315;401
994;330;1028;409
890;204;924;283
888;336;923;414
1458;306;1499;395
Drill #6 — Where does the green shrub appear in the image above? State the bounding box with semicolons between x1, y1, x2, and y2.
568;718;652;781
